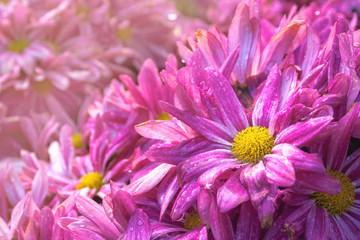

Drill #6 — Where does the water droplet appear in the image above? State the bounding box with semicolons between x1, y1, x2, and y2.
138;220;143;226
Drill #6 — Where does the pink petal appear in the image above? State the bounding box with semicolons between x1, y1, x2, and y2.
265;154;295;187
125;163;173;195
135;120;190;142
305;206;330;240
217;169;249;213
124;209;151;240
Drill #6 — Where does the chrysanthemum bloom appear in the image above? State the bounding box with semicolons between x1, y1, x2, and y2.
18;118;138;206
0;2;111;129
100;0;179;69
58;182;208;239
0;3;53;85
178;3;307;92
143;64;338;228
0;111;59;160
301;18;360;107
5;192;78;240
264;103;360;240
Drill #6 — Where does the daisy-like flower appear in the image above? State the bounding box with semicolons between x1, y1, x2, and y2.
0;112;59;160
59;182;208;239
103;0;179;69
0;3;52;86
143;64;338;228
265;103;360;240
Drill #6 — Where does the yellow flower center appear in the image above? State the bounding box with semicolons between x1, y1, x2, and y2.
231;126;275;164
311;170;355;216
76;172;103;190
8;39;30;53
75;6;89;21
184;211;203;230
155;112;171;120
72;133;83;150
33;80;52;94
115;27;132;42
175;0;198;18
0;0;9;5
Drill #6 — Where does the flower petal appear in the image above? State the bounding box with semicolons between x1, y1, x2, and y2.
275;116;333;147
75;197;119;239
207;68;248;134
135;120;190;142
272;143;325;173
146;137;219;165
178;149;235;184
217;169;249;213
305;206;330;240
209;195;234;240
252;64;281;128
240;162;269;207
177;226;207;240
160;102;233;145
198;162;239;188
31;164;48;207
265;154;295;187
4;162;25;206
295;171;341;195
197;189;212;226
258;20;306;74
0;216;11;240
40;207;54;240
235;201;261;240
157;170;179;220
228;3;259;84
171;181;200;221
125;163;173;195
326;103;359;170
125;209;151;240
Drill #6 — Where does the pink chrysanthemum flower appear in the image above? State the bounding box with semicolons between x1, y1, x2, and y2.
143;64;339;228
101;0;178;69
0;3;52;85
0;111;59;160
178;3;307;93
265;103;360;240
58;182;209;239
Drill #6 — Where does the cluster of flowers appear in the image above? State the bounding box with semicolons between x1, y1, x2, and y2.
1;0;360;239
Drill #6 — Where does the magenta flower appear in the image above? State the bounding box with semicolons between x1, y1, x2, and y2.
265;103;360;240
143;64;338;228
0;113;59;159
59;182;208;239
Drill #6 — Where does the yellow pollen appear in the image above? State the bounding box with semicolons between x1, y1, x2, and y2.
311;170;355;216
115;27;132;42
0;0;9;5
184;211;203;230
72;133;83;150
33;80;52;94
231;126;275;164
76;172;103;190
155;112;171;120
195;29;203;38
8;39;30;53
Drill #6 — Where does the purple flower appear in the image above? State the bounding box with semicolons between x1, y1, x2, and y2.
265;103;360;240
142;64;336;229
